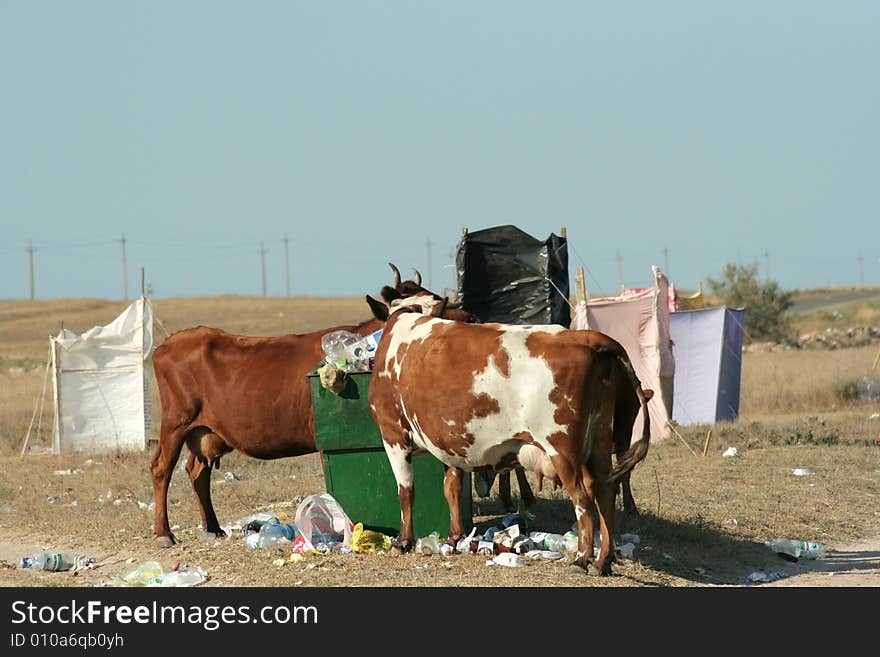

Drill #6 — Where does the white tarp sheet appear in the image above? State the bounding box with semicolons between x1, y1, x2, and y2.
573;266;674;441
52;297;154;453
669;306;745;426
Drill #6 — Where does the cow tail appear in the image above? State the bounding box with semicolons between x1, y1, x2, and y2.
607;356;654;486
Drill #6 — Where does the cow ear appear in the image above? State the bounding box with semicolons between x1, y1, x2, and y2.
366;295;390;322
380;285;402;304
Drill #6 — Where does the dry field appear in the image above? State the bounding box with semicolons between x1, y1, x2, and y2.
1;295;879;587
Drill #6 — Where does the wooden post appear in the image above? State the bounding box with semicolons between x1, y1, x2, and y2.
577;266;587;304
702;429;713;456
560;226;567;238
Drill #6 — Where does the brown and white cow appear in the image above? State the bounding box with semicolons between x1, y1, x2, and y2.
365;297;652;575
149;265;445;547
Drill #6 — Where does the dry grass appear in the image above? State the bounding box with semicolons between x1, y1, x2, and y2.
1;294;879;587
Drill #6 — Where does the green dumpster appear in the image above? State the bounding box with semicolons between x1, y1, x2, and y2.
307;369;472;538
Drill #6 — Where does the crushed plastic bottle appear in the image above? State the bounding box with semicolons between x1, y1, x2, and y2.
148;568;207;587
765;538;827;561
21;552;92;572
563;531;579;553
112;560;165;587
530;532;566;552
858;377;879;401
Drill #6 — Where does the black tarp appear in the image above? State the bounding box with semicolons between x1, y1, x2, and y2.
455;225;570;327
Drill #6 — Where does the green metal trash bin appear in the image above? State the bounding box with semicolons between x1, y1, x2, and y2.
307;369;472;538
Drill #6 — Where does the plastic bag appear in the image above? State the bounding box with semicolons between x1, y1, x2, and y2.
294;493;354;549
351;522;393;554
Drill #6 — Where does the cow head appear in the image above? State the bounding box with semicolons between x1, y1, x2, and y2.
376;262;474;322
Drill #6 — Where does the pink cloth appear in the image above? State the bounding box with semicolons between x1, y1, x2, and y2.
573;266;674;441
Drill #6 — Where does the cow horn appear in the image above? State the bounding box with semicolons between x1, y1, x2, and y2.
432;296;449;317
411;268;422;287
388;262;401;288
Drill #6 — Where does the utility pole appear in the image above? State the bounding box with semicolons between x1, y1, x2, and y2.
27;240;35;301
662;245;669;277
764;249;770;281
119;234;128;300
282;233;291;297
425;239;433;290
615;250;624;290
259;242;268;297
858;254;864;288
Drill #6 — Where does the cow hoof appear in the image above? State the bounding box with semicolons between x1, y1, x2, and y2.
589;561;613;577
155;535;177;548
392;539;414;554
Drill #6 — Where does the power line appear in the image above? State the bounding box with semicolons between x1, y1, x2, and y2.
282;233;291;297
27;240;35;301
119;234;128;300
258;242;268;298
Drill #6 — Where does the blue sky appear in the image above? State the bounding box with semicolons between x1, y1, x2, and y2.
1;2;878;300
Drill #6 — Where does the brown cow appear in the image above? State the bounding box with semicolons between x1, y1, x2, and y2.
365;297;652;575
149;265;444;547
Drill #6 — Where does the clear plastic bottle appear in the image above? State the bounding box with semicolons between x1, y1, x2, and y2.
148;568;207;587
258;523;299;549
765;538;827;560
21;552;91;572
529;532;566;552
563;531;579;554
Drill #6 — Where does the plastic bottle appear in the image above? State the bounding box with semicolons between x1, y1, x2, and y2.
530;532;567;552
112;560;165;586
563;531;579;554
765;538;827;560
258;523;299;549
492;553;525;567
148;569;207;587
21;552;91;572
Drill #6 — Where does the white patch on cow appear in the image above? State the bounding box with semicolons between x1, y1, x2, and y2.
462;326;568;464
444;419;456;426
381;314;442;381
389;296;440;314
383;441;413;489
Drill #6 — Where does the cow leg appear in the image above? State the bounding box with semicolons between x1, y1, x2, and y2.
150;423;188;547
499;471;515;512
383;440;416;552
185;429;232;538
582;462;615;577
549;456;596;573
185;452;225;538
443;466;465;545
514;466;537;509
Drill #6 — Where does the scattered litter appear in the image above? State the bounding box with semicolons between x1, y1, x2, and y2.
21;552;93;572
82;459;101;467
137;501;155;511
414;563;430;570
439;543;454;556
491;553;525;567
0;505;15;513
747;570;783;583
351;523;393;554
148;568;207;587
869;413;879;420
661;552;674;561
723;517;738;526
792;468;814;476
416;532;442;555
619;532;640;544
858;377;879;401
765;538;826;561
722;447;740;458
1;561;16;570
53;468;83;476
694;567;706;575
523;550;564;561
63;500;78;507
617;543;635;559
272;558;286;567
45;496;60;504
112;561;164;587
223;472;241;481
125;557;136;564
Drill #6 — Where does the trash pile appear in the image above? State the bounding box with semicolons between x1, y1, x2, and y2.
744;326;880;352
111;560;207;587
320;329;383;373
225;495;641;569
